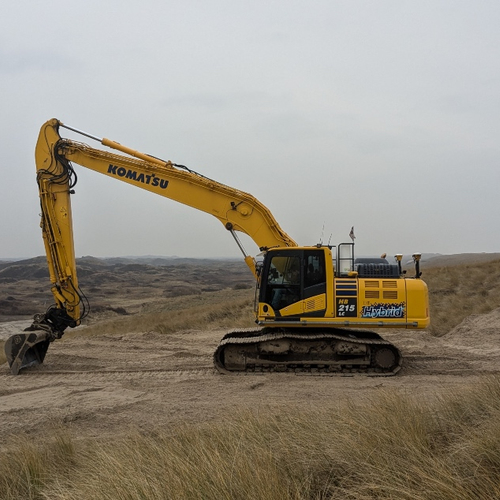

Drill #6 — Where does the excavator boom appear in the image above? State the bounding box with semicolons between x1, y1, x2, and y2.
43;120;297;254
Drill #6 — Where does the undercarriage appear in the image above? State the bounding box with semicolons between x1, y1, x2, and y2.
214;327;402;376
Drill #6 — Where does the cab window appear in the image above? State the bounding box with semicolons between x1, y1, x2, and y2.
265;255;301;310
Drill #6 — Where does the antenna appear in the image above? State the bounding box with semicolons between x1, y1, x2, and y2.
319;222;325;245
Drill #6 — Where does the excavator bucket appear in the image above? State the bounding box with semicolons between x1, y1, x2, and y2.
4;331;51;375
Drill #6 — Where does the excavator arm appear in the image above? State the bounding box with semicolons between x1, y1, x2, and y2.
5;118;297;374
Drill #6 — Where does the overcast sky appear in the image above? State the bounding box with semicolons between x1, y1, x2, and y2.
1;1;499;261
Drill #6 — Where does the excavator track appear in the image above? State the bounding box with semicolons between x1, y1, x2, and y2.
214;327;402;376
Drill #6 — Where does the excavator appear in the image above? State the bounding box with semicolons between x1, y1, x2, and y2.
4;118;429;375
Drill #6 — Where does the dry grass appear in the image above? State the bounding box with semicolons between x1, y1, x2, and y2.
2;377;500;499
423;259;500;336
0;341;6;365
0;429;75;500
77;288;256;338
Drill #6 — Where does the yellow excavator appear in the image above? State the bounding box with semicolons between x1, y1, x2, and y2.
5;118;429;375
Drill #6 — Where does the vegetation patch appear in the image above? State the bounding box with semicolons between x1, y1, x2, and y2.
424;259;500;335
79;288;256;337
2;376;500;499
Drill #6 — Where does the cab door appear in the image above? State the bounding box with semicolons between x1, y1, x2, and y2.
259;249;327;317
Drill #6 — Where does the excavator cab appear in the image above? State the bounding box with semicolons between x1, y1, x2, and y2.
258;247;329;318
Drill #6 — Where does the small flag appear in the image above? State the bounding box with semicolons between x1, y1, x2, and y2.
349;226;355;241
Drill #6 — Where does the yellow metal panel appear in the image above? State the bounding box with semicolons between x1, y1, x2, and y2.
279;293;326;316
405;279;430;328
35;122;80;322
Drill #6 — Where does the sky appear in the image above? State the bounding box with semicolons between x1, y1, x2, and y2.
1;0;499;261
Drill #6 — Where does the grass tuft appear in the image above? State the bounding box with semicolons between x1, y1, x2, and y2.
0;429;76;500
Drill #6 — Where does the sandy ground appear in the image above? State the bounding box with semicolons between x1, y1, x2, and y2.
1;310;500;447
0;320;37;341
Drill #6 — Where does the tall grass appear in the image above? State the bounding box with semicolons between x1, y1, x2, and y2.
2;376;500;499
0;430;75;500
79;288;256;337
